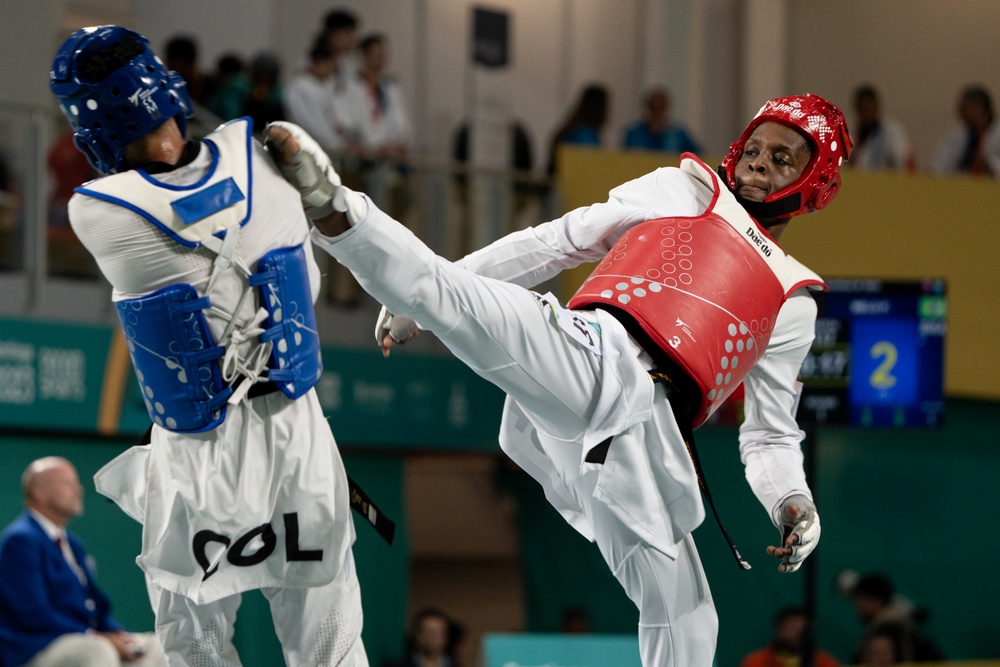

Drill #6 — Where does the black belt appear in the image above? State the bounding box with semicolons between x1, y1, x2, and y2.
347;477;396;544
247;380;280;398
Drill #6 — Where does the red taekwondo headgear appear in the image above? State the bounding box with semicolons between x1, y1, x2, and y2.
719;93;852;219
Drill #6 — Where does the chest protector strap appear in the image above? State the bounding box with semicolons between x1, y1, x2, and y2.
249;245;323;399
117;285;233;433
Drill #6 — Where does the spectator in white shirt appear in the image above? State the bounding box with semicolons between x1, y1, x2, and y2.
284;34;352;152
341;34;411;161
932;84;1000;177
849;85;914;172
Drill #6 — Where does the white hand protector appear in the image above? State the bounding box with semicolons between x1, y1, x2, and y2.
263;121;348;220
374;305;420;346
775;494;821;573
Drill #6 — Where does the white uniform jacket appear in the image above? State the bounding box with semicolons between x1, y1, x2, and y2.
458;164;817;556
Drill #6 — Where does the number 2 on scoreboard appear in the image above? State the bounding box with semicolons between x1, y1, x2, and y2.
869;341;898;390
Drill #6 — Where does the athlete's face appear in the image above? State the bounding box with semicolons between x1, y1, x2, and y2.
735;122;812;202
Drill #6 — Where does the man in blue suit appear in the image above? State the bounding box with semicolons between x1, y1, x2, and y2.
0;457;165;667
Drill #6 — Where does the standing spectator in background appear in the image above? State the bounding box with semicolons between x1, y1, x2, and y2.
932;85;1000;176
46;130;100;278
203;53;249;122
0;147;19;271
285;34;352;152
545;83;609;175
739;607;839;667
47;130;97;243
0;457;166;667
381;608;461;667
324;8;361;88
243;52;285;134
622;87;701;154
342;34;411;161
849;85;914;171
163;35;206;104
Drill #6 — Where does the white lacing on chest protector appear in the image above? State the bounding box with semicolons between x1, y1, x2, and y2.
200;228;272;405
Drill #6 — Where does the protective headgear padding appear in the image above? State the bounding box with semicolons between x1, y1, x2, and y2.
50;25;193;174
720;94;852;218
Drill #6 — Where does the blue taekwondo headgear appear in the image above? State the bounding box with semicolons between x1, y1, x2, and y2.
50;25;193;174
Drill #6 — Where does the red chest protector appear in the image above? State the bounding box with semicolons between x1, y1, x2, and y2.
567;154;826;427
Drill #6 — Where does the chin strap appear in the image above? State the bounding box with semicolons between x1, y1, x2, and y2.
715;165;802;220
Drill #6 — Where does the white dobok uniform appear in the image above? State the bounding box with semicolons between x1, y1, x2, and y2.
312;159;816;667
69;121;366;667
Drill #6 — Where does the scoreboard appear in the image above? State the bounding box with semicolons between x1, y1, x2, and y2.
797;278;947;428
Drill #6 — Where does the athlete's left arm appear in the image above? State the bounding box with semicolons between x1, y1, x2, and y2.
739;290;817;524
740;290;821;571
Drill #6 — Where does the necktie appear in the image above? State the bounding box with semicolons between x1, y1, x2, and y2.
55;535;88;585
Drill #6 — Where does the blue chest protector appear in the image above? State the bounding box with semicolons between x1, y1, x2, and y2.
84;119;322;433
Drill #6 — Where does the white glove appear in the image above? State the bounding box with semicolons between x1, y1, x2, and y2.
263;121;348;220
772;494;821;573
375;305;420;350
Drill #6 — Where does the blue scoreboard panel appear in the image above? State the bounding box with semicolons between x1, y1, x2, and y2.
797;279;946;428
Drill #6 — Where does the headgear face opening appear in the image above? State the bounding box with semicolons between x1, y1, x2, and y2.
50;25;193;174
720;94;852;218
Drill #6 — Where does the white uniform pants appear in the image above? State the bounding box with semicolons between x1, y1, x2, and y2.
318;207;719;666
147;553;367;667
579;471;717;666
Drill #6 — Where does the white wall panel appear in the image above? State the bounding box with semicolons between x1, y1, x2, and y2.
136;0;273;69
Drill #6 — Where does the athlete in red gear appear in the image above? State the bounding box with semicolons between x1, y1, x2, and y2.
265;94;851;667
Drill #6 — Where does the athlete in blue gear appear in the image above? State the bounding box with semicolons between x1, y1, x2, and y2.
51;26;368;666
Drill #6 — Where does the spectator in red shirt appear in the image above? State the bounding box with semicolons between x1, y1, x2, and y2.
740;607;840;667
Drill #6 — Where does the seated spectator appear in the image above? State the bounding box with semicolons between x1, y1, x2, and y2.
382;607;461;667
0;457;166;666
622;87;701;154
546;83;610;175
284;34;353;151
931;84;1000;176
847;572;945;663
203;53;249;122
243;52;285;134
849;84;915;171
740;607;839;667
558;605;591;634
860;628;902;667
341;34;411;161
